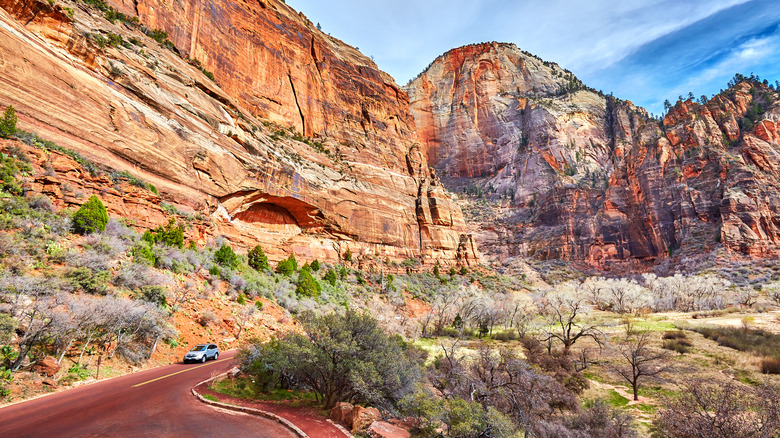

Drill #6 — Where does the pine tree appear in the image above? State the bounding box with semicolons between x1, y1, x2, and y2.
214;243;239;269
248;245;269;271
0;106;17;139
72;196;109;234
295;268;321;299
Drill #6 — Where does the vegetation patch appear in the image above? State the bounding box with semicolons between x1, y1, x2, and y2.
689;325;780;359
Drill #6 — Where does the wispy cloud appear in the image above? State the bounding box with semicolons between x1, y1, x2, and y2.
287;0;778;114
584;0;780;114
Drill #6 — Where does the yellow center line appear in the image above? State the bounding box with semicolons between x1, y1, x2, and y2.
132;358;231;388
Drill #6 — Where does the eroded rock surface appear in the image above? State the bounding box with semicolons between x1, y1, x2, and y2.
407;42;780;267
0;0;475;266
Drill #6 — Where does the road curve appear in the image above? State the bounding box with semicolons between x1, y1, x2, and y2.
0;350;296;438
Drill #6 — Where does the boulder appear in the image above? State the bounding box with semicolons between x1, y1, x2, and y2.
367;421;410;438
329;402;354;425
351;406;381;433
32;356;60;377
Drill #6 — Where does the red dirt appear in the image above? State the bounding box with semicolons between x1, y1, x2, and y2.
195;382;349;438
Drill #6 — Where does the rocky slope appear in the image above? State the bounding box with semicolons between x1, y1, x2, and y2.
407;42;780;267
0;0;475;266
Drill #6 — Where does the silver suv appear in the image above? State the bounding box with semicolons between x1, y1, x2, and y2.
183;344;219;363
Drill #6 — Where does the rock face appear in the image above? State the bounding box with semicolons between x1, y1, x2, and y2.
32;356;60;377
0;0;474;266
367;421;411;438
329;401;354;424
350;406;381;433
407;43;780;266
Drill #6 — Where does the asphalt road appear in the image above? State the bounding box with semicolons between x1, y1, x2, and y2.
0;350;296;438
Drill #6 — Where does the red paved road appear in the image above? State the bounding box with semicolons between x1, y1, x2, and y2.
0;350;296;438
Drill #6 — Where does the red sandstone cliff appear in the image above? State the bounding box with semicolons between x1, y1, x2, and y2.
0;0;475;266
407;43;780;266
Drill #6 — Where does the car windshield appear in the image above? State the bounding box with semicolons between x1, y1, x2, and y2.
190;345;207;351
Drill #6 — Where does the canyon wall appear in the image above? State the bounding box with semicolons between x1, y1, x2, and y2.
0;0;475;266
407;42;780;267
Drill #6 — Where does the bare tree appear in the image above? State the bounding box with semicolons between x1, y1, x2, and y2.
604;278;649;314
167;281;198;317
655;379;780;438
736;287;759;308
536;282;602;354
582;277;609;310
509;301;536;338
608;331;671;401
0;276;63;371
643;273;732;312
766;282;780;307
233;304;257;340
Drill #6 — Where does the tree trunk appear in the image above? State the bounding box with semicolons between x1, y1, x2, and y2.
11;345;29;371
77;331;95;366
57;338;74;365
324;392;336;410
632;381;639;401
149;335;160;359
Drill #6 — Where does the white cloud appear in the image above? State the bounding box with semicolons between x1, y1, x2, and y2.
737;37;774;61
289;0;751;83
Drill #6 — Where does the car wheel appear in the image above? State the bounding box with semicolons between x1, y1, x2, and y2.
201;356;206;363
214;353;219;360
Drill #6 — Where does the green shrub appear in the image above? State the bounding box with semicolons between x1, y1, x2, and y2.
0;314;17;344
760;357;780;374
692;325;780;360
106;33;123;47
275;254;298;276
67;266;109;294
310;259;320;272
295;269;321;299
0;106;17;139
662;331;688;340
324;269;337;286
255;300;263;311
132;242;156;265
145;219;184;248
0;153;24;195
145;28;176;51
663;339;692;355
237;293;246;305
72;195;108;234
491;331;519;342
138;285;168;308
141;230;155;246
343;248;352;262
209;265;220;277
243;310;420;409
66;364;91;381
214;243;239;269
248;245;269;271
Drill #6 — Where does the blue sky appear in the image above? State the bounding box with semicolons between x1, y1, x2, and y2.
287;0;780;116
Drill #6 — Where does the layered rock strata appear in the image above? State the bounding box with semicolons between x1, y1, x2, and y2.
0;0;475;265
407;42;780;266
